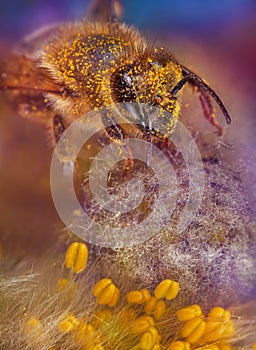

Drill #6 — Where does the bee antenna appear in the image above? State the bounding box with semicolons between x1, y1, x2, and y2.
180;65;231;126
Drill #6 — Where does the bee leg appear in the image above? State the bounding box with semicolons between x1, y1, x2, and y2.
104;124;134;178
198;90;223;136
53;114;66;143
145;129;152;168
122;144;134;173
178;65;231;134
46;114;67;147
53;114;67;143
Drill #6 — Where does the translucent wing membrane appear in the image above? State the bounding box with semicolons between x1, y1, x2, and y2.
86;0;123;22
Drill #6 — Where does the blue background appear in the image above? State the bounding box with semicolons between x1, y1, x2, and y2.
0;0;255;40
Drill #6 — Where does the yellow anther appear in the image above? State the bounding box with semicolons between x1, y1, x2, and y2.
202;346;220;350
202;307;234;343
118;309;137;328
107;285;120;307
65;242;88;273
57;278;69;291
167;341;191;350
154;299;166;319
140;331;154;349
93;278;119;307
203;322;234;343
58;314;80;333
91;344;105;350
24;317;42;332
130;315;155;334
23;317;43;341
56;278;76;295
140;326;160;350
208;307;231;322
97;283;115;304
74;322;94;342
180;317;206;344
127;289;151;304
93;278;111;296
176;304;203;321
58;278;68;291
144;296;166;320
92;309;113;327
149;326;161;344
154;279;179;300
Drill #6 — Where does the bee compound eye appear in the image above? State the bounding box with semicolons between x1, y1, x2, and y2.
110;65;138;103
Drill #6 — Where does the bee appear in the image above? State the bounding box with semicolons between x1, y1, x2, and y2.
0;0;231;150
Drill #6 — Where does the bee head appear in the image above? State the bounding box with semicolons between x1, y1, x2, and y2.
110;49;183;119
110;47;231;136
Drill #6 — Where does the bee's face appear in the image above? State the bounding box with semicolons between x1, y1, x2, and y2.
111;49;183;118
109;49;184;136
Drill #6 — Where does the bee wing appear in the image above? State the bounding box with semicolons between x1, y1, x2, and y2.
19;24;61;57
86;0;123;22
0;52;63;125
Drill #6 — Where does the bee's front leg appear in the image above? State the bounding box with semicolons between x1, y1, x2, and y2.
104;124;135;179
52;114;67;145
